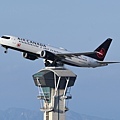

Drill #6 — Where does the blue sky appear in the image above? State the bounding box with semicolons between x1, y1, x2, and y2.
0;0;120;119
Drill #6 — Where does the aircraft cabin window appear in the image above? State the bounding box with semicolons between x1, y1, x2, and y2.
1;36;10;39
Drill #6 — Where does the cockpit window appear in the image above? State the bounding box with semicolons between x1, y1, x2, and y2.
1;36;10;39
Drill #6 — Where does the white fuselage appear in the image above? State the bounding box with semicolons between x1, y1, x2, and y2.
0;35;106;68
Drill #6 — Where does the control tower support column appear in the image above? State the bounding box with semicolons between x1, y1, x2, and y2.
33;67;77;120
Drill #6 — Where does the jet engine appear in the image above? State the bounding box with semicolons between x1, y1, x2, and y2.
39;50;56;61
23;52;38;60
39;50;46;58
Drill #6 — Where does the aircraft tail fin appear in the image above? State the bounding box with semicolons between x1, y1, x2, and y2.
87;38;112;61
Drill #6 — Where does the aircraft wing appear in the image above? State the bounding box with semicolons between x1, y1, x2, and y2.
56;51;98;58
97;61;120;64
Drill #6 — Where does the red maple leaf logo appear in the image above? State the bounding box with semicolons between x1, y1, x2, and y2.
97;48;106;59
17;43;21;47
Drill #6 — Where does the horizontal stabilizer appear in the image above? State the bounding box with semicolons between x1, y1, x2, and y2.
97;61;120;64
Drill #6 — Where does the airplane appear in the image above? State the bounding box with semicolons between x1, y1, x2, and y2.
0;35;119;68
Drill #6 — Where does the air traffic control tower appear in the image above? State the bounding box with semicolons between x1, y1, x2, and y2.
32;67;77;120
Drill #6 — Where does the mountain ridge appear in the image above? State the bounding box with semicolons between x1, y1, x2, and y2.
0;108;113;120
